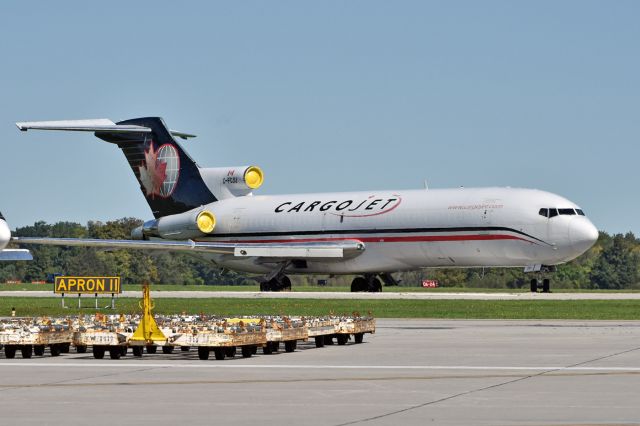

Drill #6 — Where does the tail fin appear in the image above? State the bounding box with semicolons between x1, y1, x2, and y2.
94;117;217;218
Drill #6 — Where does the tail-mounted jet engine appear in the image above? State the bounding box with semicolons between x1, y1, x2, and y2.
131;209;216;241
199;166;264;199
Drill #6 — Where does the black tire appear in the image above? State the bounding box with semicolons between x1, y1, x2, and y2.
50;344;61;357
368;278;382;292
61;343;71;353
271;342;280;352
263;342;273;355
350;277;367;292
34;345;45;356
162;346;174;354
314;336;325;348
354;333;364;344
530;278;538;293
120;346;128;357
76;345;87;353
93;346;105;359
284;341;296;353
337;334;349;345
213;348;225;360
241;346;253;358
21;345;33;359
181;346;190;352
324;335;334;345
109;347;121;360
225;347;236;358
132;346;143;357
198;347;210;360
251;345;257;354
542;278;551;293
280;276;292;291
146;345;157;354
5;345;16;359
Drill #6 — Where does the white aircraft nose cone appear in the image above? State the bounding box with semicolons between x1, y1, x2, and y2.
570;219;599;254
0;219;10;250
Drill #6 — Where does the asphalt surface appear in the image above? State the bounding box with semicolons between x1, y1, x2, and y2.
4;290;640;299
0;319;639;425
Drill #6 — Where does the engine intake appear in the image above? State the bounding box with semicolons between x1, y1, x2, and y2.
131;209;216;240
199;165;264;199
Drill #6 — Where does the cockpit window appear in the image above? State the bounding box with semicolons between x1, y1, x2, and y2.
576;209;585;216
548;208;558;218
559;208;576;215
539;208;548;218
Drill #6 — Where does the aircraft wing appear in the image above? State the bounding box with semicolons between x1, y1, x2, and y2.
12;237;365;260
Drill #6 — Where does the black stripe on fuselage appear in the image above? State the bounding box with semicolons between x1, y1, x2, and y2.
208;226;552;246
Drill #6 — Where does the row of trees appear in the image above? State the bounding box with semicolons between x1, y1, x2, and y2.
1;218;639;289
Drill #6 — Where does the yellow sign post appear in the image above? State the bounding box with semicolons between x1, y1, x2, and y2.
54;276;121;309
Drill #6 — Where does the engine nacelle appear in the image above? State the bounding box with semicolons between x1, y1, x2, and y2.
199;165;264;199
0;219;10;250
131;209;216;240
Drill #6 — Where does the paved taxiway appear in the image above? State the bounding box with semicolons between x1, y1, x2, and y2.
0;319;639;425
4;290;640;300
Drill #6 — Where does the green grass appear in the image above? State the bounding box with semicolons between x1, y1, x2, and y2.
4;282;640;293
2;297;640;320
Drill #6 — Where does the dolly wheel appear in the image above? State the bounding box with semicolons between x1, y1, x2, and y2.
50;344;61;357
241;346;253;358
21;345;33;359
225;347;236;358
314;337;325;348
284;341;296;353
92;346;105;359
5;345;16;359
337;335;349;345
213;348;225;360
76;345;87;353
109;347;121;360
132;346;143;357
354;333;364;344
146;345;157;354
34;345;45;356
162;346;174;354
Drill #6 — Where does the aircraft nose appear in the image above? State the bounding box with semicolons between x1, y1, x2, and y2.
0;219;10;250
570;218;599;254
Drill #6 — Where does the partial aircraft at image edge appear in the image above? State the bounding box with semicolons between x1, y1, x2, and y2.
13;117;598;292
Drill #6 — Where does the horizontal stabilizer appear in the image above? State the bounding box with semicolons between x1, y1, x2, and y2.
13;237;365;260
16;119;196;139
0;249;32;261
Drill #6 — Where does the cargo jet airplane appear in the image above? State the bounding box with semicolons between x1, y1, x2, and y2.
14;117;598;292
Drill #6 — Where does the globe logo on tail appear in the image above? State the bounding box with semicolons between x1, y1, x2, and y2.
138;141;180;198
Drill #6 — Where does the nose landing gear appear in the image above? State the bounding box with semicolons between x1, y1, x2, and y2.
530;278;551;293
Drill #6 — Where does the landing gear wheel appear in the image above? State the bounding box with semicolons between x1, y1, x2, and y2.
213;348;225;360
92;346;105;359
280;276;292;291
132;346;143;357
21;345;33;359
368;278;382;292
337;334;349;345
354;333;364;344
351;277;367;292
76;345;87;353
314;336;325;348
198;347;210;360
146;345;157;354
5;345;16;359
241;346;253;358
109;347;121;360
542;278;550;293
530;279;538;293
162;346;174;354
34;345;45;356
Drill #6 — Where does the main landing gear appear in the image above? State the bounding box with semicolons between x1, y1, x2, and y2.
350;274;384;293
259;275;292;292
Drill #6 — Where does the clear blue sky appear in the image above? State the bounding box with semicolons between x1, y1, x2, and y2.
1;1;638;234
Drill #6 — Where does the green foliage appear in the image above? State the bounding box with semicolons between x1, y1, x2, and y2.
2;219;639;290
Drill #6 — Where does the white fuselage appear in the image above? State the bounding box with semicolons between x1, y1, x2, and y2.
188;187;598;275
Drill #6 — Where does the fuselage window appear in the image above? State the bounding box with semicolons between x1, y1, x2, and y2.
559;208;576;215
548;208;558;218
539;208;548;218
576;209;585;216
